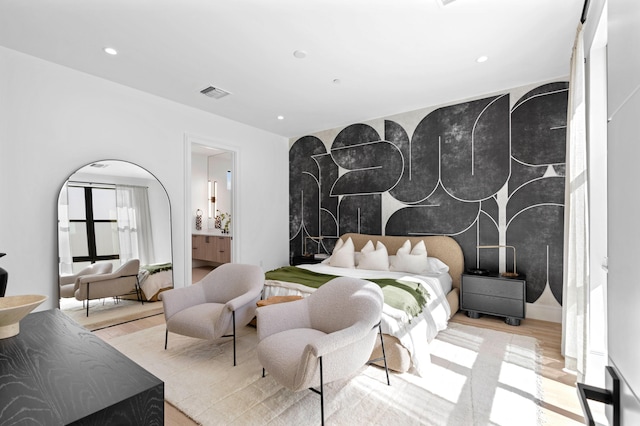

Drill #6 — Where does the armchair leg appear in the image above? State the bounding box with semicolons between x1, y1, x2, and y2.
86;283;90;317
232;310;236;366
367;322;391;386
309;356;325;426
319;356;324;426
378;323;390;386
222;310;237;366
164;329;168;350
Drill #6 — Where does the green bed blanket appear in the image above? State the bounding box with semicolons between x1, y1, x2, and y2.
141;262;172;275
265;266;430;318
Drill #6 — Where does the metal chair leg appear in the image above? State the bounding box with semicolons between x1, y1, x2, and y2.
232;311;236;366
222;311;237;366
319;356;324;426
164;329;168;350
379;323;390;386
308;356;325;426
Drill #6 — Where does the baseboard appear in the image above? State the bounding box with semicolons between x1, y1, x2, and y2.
526;302;562;323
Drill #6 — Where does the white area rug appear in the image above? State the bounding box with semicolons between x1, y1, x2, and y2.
61;298;163;330
108;322;542;425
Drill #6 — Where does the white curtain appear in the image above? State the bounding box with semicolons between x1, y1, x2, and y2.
116;185;155;266
57;183;73;275
562;23;589;381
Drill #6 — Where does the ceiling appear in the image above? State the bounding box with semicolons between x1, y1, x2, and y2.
0;0;584;138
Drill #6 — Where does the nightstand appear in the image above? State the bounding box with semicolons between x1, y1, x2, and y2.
460;273;526;326
291;255;323;266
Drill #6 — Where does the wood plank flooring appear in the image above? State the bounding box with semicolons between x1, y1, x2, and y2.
93;271;586;425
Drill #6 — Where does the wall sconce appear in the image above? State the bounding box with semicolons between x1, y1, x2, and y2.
208;180;217;218
476;245;519;278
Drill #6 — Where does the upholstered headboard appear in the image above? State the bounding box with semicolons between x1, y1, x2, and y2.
340;233;465;291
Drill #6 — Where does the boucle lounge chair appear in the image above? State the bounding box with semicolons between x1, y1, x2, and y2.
160;263;264;366
256;276;390;425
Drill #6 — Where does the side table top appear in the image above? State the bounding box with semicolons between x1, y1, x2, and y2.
257;295;303;307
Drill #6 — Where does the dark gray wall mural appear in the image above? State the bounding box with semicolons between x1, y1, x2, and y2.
290;82;569;306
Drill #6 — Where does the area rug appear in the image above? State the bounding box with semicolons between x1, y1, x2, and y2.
108;323;542;425
61;298;163;331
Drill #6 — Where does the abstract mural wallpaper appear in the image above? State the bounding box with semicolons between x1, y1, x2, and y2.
289;81;569;309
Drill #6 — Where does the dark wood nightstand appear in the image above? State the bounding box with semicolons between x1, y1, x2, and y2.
460;273;526;326
291;255;323;266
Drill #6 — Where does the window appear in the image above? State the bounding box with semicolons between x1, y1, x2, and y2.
67;185;120;269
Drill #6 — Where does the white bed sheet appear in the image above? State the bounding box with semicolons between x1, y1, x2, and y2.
263;263;452;376
138;269;173;300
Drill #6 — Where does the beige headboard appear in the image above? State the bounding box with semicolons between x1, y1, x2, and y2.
340;233;465;291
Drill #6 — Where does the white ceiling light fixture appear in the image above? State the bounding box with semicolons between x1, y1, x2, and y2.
200;86;231;99
277;115;284;120
293;50;307;59
476;55;489;63
103;47;118;55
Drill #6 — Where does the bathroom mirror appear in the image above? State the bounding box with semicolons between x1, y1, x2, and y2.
56;160;172;315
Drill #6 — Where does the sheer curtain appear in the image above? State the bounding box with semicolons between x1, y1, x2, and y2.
562;23;589;381
57;183;73;275
116;185;155;266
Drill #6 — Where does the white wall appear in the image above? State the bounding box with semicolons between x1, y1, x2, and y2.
191;153;209;231
0;46;289;309
208;153;233;228
607;0;640;423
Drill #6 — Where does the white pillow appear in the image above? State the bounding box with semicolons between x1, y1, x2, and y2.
321;237;343;264
411;240;427;256
357;241;389;271
328;237;355;268
390;240;429;274
427;257;450;274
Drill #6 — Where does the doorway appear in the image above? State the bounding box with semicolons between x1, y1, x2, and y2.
185;135;238;286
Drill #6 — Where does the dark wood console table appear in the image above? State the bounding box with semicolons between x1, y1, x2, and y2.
0;309;163;425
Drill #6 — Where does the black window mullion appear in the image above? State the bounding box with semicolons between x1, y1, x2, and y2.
84;187;98;261
71;187;120;266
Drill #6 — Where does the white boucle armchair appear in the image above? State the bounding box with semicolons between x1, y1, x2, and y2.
256;277;390;425
59;262;113;299
160;263;264;366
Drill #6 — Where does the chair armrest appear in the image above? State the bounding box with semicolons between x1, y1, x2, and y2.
59;274;78;286
225;288;262;312
309;321;374;358
160;284;206;320
77;271;126;284
256;299;311;341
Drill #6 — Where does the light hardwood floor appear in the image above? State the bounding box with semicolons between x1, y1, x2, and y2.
93;272;586;425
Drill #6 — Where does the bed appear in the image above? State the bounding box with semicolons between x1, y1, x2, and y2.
264;233;464;376
137;262;173;301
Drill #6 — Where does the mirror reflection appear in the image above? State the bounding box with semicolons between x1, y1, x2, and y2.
57;160;172;319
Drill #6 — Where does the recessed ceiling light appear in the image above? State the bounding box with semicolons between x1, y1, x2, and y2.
277;115;285;120
333;79;341;84
293;50;307;59
103;47;118;56
476;55;489;63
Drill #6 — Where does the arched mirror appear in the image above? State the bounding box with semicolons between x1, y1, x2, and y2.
57;160;172;322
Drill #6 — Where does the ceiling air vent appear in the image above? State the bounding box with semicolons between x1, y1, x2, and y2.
200;86;231;99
